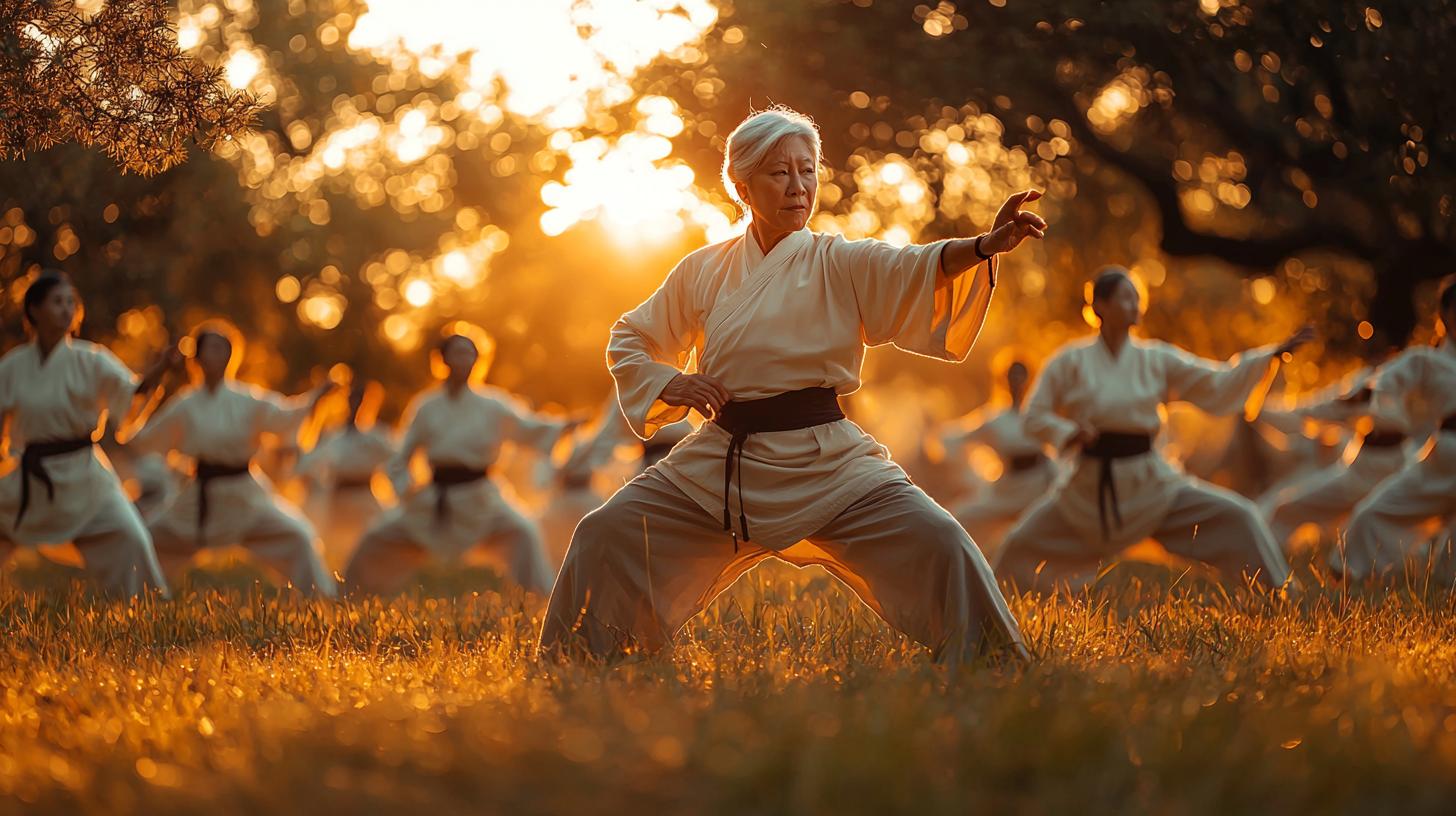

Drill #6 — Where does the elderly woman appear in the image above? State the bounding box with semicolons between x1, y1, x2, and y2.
343;333;568;595
128;320;338;597
539;106;1046;663
0;270;172;596
1337;280;1456;580
994;267;1312;592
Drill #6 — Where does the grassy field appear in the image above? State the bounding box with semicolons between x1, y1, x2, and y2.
4;558;1456;815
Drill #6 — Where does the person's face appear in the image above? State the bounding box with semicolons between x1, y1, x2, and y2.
1094;277;1141;331
442;338;478;379
29;284;78;336
195;334;232;380
1007;363;1029;402
737;135;818;236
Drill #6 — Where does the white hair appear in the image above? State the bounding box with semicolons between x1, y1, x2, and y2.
720;105;822;209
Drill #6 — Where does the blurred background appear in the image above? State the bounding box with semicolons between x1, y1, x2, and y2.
2;0;1451;429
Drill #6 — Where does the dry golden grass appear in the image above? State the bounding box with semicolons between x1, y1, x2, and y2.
3;558;1456;814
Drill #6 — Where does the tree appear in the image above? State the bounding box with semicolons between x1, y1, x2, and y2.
676;0;1455;342
0;0;259;174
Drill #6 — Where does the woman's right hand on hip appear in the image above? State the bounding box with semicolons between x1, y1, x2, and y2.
660;374;732;420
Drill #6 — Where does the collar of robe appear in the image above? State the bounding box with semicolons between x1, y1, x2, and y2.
700;228;813;367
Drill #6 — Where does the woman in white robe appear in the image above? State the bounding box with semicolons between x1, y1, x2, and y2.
1257;359;1409;553
0;271;170;597
1338;282;1456;579
994;267;1312;592
343;334;567;595
295;380;396;569
129;320;337;597
540;106;1047;663
944;360;1057;559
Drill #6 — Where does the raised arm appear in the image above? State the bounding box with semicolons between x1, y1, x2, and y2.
1021;354;1084;450
607;257;717;439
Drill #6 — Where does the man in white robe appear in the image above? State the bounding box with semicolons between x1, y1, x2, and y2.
944;361;1057;558
1257;363;1409;552
994;268;1310;592
0;272;170;597
129;323;337;597
536;398;647;569
343;335;566;595
1339;284;1456;579
540;107;1046;663
295;382;397;569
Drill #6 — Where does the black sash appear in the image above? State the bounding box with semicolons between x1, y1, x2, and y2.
1081;432;1154;541
15;437;94;527
334;474;375;491
1007;452;1049;473
712;387;845;548
431;464;489;525
1361;430;1406;448
194;460;251;544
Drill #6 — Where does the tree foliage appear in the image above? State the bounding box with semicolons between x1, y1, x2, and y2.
0;0;259;174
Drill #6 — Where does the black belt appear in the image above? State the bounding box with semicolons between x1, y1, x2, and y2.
431;464;489;525
334;474;375;491
1442;413;1456;432
15;437;94;527
1081;432;1153;541
1361;430;1406;448
194;460;251;544
1007;452;1049;473
712;387;844;548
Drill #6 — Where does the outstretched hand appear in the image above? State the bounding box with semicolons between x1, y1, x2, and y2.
660;373;732;420
981;190;1047;255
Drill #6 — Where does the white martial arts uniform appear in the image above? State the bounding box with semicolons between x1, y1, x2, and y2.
1257;367;1410;550
295;425;396;568
343;384;563;595
1339;341;1456;578
540;227;1025;663
537;406;639;570
994;335;1292;591
0;338;166;596
129;381;337;597
943;407;1056;558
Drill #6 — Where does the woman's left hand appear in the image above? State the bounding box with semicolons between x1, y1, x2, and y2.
982;190;1048;255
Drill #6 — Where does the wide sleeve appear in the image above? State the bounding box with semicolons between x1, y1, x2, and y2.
254;388;314;438
607;255;703;439
1022;353;1081;450
1263;367;1375;432
940;409;994;452
1161;341;1280;417
126;394;188;456
1367;349;1428;434
832;235;997;362
496;395;567;453
91;345;142;428
386;398;427;498
560;404;632;481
